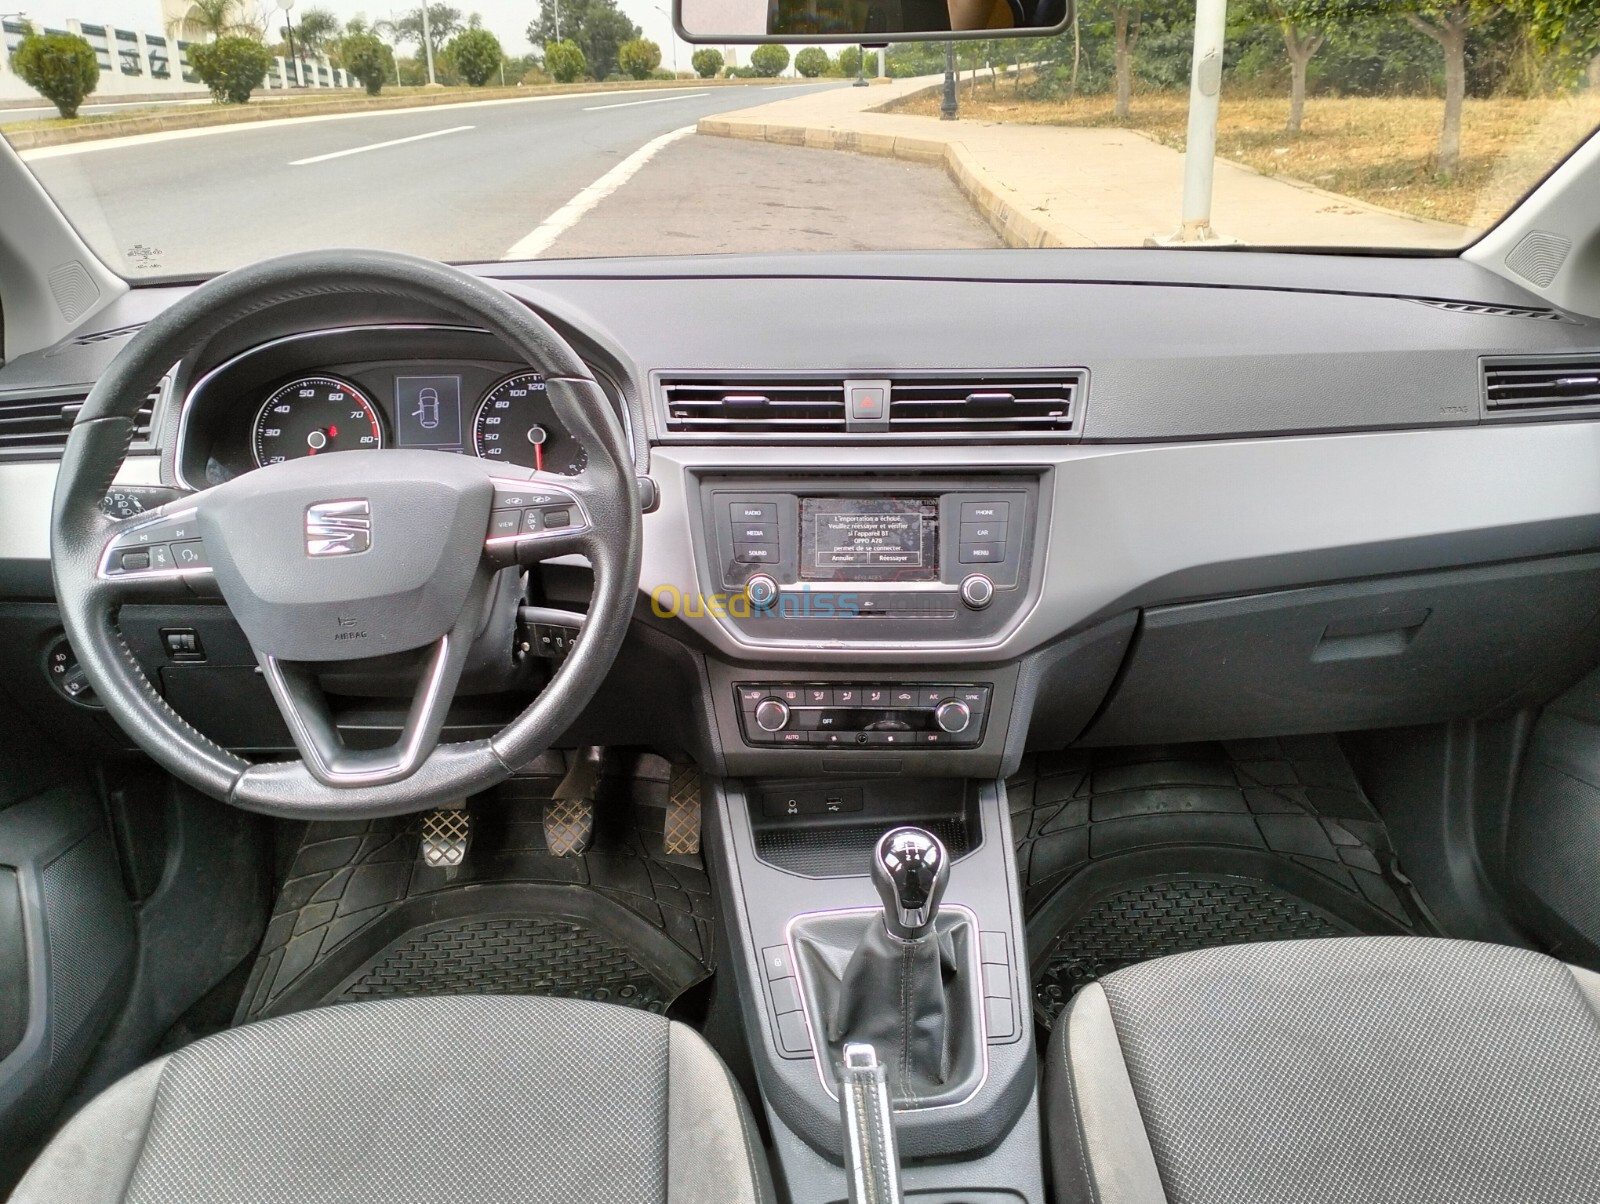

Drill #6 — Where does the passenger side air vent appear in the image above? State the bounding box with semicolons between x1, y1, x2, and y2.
1414;299;1574;323
887;374;1080;436
661;377;847;434
1482;356;1600;417
0;383;160;459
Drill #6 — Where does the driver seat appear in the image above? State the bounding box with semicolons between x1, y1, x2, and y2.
10;996;772;1204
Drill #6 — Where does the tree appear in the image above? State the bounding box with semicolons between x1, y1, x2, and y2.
617;36;661;79
450;26;502;84
291;7;341;56
1509;0;1600;88
379;4;462;58
1255;0;1331;133
837;46;877;75
12;31;99;118
174;0;263;41
544;38;587;82
339;30;390;93
190;35;273;102
527;0;640;80
750;43;789;76
1403;2;1497;177
1107;1;1141;119
691;47;723;77
794;46;829;76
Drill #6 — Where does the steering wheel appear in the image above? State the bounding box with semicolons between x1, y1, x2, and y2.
50;250;641;818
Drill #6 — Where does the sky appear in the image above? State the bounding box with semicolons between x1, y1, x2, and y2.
13;0;701;61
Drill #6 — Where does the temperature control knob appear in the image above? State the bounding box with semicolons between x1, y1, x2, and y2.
754;698;791;732
934;699;971;734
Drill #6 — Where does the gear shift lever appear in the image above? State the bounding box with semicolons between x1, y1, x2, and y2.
872;827;949;940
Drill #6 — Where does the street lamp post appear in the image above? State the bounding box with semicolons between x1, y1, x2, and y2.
649;4;677;75
853;43;866;87
420;2;436;85
940;41;957;120
277;0;300;86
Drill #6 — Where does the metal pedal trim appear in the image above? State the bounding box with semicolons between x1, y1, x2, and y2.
420;807;470;868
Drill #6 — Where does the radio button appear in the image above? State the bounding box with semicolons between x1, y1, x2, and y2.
960;542;1005;564
960;500;1010;523
732;502;775;522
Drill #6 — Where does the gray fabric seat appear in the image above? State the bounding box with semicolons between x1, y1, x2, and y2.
12;995;771;1204
1045;936;1600;1204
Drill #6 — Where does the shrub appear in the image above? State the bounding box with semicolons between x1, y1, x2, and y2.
749;44;788;77
339;31;389;94
190;36;273;104
836;46;877;77
544;39;587;82
794;47;829;77
691;47;722;78
617;37;661;80
12;32;99;119
650;67;674;79
449;27;502;86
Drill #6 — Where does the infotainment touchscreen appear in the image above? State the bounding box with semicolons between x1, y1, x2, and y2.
799;497;939;583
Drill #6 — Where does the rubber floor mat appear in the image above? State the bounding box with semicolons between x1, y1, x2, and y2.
1009;736;1433;1026
236;752;713;1023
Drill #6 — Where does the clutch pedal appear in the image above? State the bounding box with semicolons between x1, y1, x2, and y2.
665;763;703;856
419;807;471;868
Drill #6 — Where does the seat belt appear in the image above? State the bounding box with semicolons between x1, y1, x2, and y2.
839;1043;905;1204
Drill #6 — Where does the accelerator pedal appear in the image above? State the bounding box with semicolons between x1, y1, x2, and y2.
546;746;605;856
419;806;471;869
665;763;703;856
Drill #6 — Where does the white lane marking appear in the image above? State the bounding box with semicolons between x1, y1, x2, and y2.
17;84;784;161
290;124;473;165
582;91;709;111
502;124;696;260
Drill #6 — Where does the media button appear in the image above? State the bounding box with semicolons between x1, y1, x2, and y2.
736;523;774;542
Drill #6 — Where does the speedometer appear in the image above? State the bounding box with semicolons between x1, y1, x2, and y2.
471;372;588;475
253;376;383;466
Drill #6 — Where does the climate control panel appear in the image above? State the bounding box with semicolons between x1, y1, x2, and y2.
734;682;990;748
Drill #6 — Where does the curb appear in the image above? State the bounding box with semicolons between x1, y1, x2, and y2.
696;114;1065;249
4;79;755;152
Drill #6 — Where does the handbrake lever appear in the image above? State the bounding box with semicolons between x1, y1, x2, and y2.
839;1043;904;1204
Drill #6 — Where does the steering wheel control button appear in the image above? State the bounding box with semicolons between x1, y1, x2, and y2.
148;544;175;571
961;574;995;609
119;550;152;572
754;698;791;732
542;508;571;529
160;628;206;662
170;541;210;569
745;574;779;607
489;509;522;538
935;700;973;734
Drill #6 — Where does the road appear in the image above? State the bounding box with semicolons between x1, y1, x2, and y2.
19;83;998;275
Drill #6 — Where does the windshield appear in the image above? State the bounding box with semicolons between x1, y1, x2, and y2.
2;1;1597;276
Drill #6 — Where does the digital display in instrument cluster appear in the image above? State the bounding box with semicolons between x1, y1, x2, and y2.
394;375;464;449
800;497;940;583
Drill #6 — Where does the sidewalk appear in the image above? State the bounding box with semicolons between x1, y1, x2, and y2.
698;78;1470;249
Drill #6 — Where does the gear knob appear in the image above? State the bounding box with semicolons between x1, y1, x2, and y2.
872;826;949;940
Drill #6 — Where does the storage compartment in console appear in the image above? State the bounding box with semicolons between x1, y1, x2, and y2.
1081;553;1600;746
746;777;980;877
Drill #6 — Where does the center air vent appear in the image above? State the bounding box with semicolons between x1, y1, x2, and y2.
0;383;160;459
659;370;1084;440
661;378;847;434
1483;355;1600;416
887;374;1080;434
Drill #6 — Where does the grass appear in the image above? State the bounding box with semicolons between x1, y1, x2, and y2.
886;82;1600;228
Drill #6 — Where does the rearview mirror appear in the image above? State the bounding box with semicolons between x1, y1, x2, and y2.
675;0;1070;43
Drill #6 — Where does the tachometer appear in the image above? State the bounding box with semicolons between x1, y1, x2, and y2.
253;376;383;466
471;372;588;475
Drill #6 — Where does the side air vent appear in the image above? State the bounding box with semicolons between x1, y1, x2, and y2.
661;378;847;434
1413;299;1573;322
0;383;160;459
888;374;1080;435
1483;356;1600;416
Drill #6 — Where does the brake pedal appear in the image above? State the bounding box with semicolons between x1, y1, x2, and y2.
665;763;702;856
420;807;471;868
546;746;604;856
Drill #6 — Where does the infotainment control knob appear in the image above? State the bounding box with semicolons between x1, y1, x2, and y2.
754;698;791;733
934;699;972;734
960;574;994;610
746;574;779;608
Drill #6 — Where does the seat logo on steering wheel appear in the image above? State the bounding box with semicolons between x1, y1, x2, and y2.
304;499;372;557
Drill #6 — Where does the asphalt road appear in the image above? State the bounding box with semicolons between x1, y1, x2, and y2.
15;83;985;273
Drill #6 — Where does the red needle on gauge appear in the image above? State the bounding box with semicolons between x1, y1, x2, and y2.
534;441;543;472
